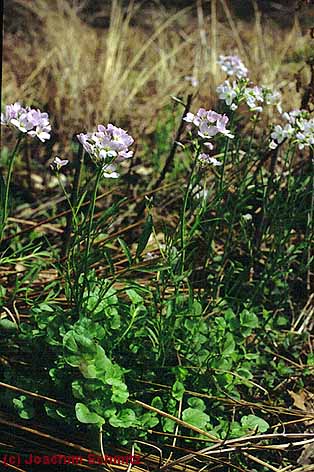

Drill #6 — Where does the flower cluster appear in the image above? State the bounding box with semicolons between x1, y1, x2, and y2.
184;109;234;139
1;102;51;142
217;55;248;79
216;55;282;114
217;80;281;114
77;124;134;178
270;110;314;150
184;108;234;166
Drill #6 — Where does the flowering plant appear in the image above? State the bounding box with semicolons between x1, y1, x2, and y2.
184;108;234;166
270;110;314;150
77;124;134;178
1;102;51;239
217;80;282;114
1;102;51;142
216;55;282;114
217;55;248;79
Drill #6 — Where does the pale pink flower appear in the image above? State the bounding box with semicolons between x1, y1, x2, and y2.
51;157;69;171
217;55;248;79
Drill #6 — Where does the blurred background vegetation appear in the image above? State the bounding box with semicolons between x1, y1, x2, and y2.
3;0;314;149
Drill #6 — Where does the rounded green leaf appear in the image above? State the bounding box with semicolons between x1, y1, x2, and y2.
75;403;104;425
241;415;269;433
182;407;210;429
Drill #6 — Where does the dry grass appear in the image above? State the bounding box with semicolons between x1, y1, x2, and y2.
2;0;311;142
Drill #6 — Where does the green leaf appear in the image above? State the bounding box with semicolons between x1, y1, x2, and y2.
79;362;97;379
237;368;253;380
38;303;54;312
162;417;176;432
126;289;143;304
109;409;136;428
75;403;104;425
93;345;113;375
141;412;159;428
136;214;153;258
187;397;206;411
240;310;259;329
19;408;35;420
151;396;163;410
307;353;314;366
222;333;236;356
75;318;106;341
241;415;269;433
45;404;68;420
192;300;202;316
13;396;35;420
182;408;210;429
63;331;79;353
111;382;129;404
172;380;185;401
0;319;18;331
118;238;133;266
229;421;243;437
72;380;85;400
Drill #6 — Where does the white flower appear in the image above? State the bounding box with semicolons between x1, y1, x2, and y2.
282;110;302;124
103;164;120;178
198;153;222;166
208;156;223;166
204;142;214;150
284;123;295;137
28;126;51;142
77;123;134;177
217;80;238;107
51;156;69;171
263;88;282;113
271;125;286;144
194;184;209;201
243;86;263;112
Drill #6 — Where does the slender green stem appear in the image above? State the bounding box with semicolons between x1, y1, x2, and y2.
1;135;23;240
180;148;198;276
57;171;80;309
221;117;259;271
77;166;103;316
286;144;296;194
247;114;258;156
219;113;235;194
57;174;78;228
63;147;85;257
